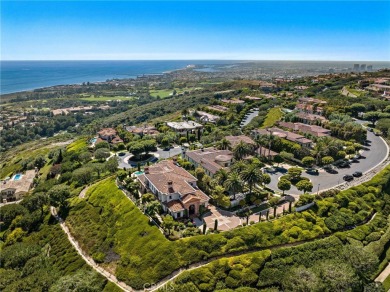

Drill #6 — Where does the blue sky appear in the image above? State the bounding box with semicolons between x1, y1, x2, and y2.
2;1;390;61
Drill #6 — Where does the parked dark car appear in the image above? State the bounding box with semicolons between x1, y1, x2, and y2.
306;168;319;175
343;174;354;181
353;171;363;177
338;161;350;168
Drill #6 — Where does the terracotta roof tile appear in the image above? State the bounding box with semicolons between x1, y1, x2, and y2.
165;200;185;212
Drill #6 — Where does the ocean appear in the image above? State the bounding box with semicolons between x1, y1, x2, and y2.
0;60;233;95
1;60;390;95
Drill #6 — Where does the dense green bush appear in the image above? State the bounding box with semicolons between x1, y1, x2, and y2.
0;212;111;291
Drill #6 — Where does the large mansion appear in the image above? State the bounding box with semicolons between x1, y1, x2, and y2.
0;170;37;202
137;160;209;219
183;147;233;177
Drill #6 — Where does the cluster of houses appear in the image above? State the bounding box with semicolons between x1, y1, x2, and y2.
51;105;110;116
364;78;390;99
293;97;329;124
136;133;278;218
278;122;331;137
126;125;160;137
253;127;313;147
0;170;37;203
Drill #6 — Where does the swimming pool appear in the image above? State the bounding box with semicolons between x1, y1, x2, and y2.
13;174;22;181
134;171;144;176
90;137;97;144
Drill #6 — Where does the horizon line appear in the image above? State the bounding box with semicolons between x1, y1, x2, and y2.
2;59;390;62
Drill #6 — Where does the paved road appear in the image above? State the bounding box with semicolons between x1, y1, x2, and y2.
241;109;259;128
268;130;389;195
118;146;182;169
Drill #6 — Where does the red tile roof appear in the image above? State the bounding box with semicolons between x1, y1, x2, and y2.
142;160;197;195
185;148;233;175
165;200;185;212
225;135;255;148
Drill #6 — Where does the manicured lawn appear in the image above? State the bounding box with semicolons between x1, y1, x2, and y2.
383;273;390;291
261;107;283;128
66;138;88;153
346;86;365;97
149;89;175;98
149;87;202;98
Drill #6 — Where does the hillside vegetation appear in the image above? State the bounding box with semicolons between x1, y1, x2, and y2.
66;164;390;289
0;213;112;291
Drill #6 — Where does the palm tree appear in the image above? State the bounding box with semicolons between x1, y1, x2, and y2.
231;160;247;173
241;164;263;195
266;133;276;161
224;172;243;200
212;169;229;187
255;134;268;158
233;141;250;160
312;140;327;165
217;138;231;150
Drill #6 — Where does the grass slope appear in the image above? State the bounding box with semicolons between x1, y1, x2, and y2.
261;107;283;128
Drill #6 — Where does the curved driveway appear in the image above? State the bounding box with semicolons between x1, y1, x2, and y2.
241;109;259;128
267;130;389;195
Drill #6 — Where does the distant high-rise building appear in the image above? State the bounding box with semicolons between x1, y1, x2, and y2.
353;64;360;71
360;64;366;71
367;65;373;71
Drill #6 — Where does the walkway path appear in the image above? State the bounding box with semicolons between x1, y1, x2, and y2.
50;206;134;292
78;185;91;199
375;263;390;283
203;202;290;231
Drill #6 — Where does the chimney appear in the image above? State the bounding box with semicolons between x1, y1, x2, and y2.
144;167;149;174
167;180;174;193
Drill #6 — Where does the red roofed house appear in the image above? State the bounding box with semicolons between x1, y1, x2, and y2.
252;127;313;148
97;128;123;144
225;135;256;150
296;97;327;116
183;147;233;177
137;160;209;218
278;122;331;137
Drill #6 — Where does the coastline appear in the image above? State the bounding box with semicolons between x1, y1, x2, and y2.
2;59;390;96
0;60;206;95
0;70;185;96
